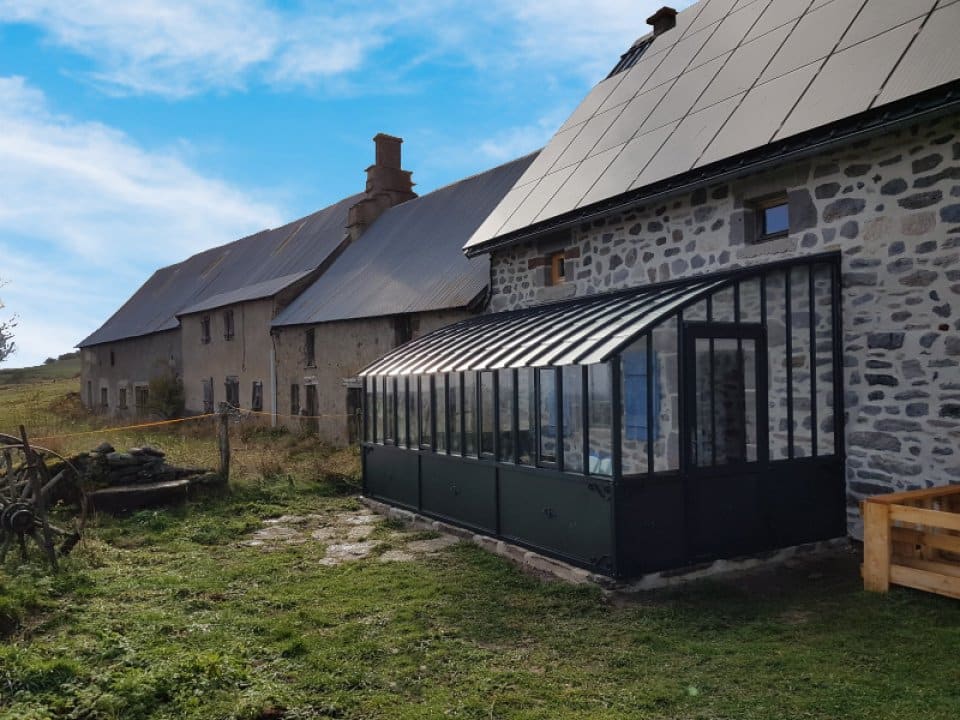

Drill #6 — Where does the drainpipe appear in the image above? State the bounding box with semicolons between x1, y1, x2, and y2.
270;331;278;428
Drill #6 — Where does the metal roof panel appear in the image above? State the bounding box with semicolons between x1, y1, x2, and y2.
878;2;960;104
758;0;865;83
578;122;677;208
692;22;790;111
698;61;822;165
776;19;921;139
837;0;936;51
78;193;360;347
271;153;536;326
463;0;956;254
689;0;767;69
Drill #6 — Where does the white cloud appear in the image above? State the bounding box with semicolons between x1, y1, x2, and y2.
478;107;572;162
0;0;693;97
0;76;283;365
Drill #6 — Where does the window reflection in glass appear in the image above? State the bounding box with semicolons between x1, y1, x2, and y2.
436;374;447;453
397;378;407;447
538;367;558;463
419;375;432;448
366;378;376;443
588;363;613;476
563;366;584;473
463;371;477;457
517;368;535;465
383;377;395;444
480;371;495;456
498;368;514;462
408;377;420;448
448;373;461;455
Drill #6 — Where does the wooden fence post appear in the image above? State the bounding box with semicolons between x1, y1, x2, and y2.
863;500;891;592
217;404;230;484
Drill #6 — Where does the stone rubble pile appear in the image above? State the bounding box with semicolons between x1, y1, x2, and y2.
78;442;216;488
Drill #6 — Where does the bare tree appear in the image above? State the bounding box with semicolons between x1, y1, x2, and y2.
0;279;17;363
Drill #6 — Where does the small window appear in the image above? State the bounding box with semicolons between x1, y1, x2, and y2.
305;328;316;367
291;383;300;416
109;350;115;367
224;377;239;408
607;38;653;78
118;387;127;409
201;315;211;344
251;381;263;412
202;378;214;413
135;385;149;412
223;309;235;340
100;387;108;407
549;252;567;286
753;195;789;242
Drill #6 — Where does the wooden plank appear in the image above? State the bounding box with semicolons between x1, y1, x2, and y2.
865;484;960;505
863;501;891;592
889;504;960;533
890;563;960;601
894;556;960;580
891;526;960;555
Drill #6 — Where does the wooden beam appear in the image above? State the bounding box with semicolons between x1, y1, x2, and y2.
863;501;891;593
895;556;960;580
865;484;960;505
891;526;960;556
890;563;960;601
889;504;960;533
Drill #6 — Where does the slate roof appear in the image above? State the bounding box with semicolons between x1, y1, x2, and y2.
272;152;537;327
78;194;361;347
464;0;960;254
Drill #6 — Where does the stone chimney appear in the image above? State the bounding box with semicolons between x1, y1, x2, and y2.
346;133;416;242
646;6;677;37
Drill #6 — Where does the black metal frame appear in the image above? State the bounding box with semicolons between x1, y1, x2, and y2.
362;253;847;578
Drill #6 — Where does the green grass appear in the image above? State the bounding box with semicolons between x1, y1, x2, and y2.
0;354;81;386
2;383;960;719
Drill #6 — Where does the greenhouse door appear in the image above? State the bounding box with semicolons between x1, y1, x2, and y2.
682;322;768;561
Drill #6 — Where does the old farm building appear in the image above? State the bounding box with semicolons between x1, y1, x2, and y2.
77;134;415;420
271;153;535;445
359;0;960;579
78;136;534;446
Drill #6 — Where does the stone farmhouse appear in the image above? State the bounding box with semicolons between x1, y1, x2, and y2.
270;153;535;445
359;0;960;581
77;135;533;446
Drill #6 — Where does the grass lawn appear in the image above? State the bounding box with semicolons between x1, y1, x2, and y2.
2;381;959;719
0;355;81;387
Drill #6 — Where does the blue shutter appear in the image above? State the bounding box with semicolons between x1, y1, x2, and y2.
623;350;659;441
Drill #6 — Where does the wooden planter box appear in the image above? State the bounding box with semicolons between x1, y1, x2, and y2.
862;485;960;600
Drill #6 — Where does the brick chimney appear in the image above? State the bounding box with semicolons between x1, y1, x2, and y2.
346;133;416;242
646;6;677;37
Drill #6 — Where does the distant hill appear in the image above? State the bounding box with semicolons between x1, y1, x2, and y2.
0;352;81;385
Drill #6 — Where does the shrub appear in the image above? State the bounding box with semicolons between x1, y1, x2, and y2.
148;369;185;419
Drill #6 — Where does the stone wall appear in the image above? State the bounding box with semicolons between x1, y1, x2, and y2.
180;298;275;416
488;112;960;535
80;330;181;418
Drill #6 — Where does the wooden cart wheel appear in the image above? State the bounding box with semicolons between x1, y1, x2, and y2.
0;429;88;570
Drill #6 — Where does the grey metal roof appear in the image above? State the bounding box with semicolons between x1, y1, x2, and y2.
78;193;362;347
272;153;537;327
177;271;312;317
361;252;838;376
464;0;956;254
361;274;726;376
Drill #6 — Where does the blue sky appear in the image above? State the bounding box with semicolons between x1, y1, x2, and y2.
0;0;689;367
